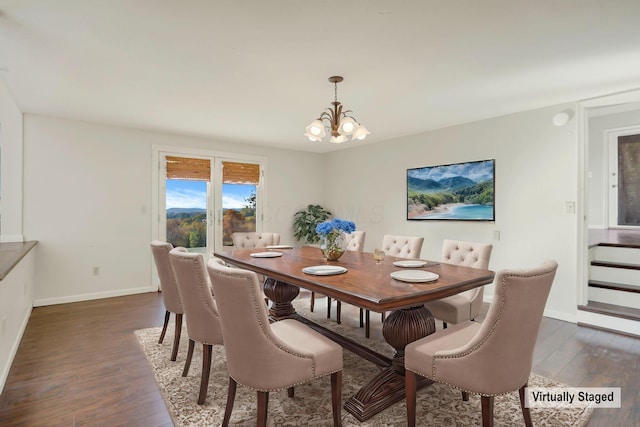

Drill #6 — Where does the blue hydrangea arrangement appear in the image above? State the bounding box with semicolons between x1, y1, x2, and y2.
315;218;356;260
315;218;356;236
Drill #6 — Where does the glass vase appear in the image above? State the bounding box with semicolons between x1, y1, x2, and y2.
320;232;346;261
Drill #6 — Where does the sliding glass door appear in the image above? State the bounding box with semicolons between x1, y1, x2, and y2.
163;155;212;254
217;159;261;248
154;148;264;256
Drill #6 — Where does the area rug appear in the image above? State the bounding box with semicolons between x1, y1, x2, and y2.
135;300;593;426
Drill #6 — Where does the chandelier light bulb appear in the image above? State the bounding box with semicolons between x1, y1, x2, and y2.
352;124;370;141
338;117;356;135
309;120;324;135
305;120;326;140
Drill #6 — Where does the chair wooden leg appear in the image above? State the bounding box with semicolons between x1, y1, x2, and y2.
461;391;469;401
405;370;417;427
257;390;269;427
331;371;342;427
381;311;386;322
170;313;182;361
327;297;332;318
222;377;237;427
481;395;494;427
288;387;294;398
359;308;364;328
310;291;315;312
336;301;341;324
182;339;195;377
197;344;212;404
519;383;533;427
365;310;370;338
158;310;170;344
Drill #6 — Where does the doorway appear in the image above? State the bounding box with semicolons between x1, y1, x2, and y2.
151;145;266;259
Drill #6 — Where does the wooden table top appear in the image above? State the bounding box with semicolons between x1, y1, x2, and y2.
214;246;495;313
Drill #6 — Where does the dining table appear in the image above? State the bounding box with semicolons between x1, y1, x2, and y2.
214;245;495;421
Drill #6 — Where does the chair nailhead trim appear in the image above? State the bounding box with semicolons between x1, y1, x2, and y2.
213;268;317;379
408;269;551;397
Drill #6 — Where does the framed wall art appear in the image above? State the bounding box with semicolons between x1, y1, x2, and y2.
407;159;495;221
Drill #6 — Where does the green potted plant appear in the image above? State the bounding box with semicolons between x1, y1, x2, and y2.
293;204;331;244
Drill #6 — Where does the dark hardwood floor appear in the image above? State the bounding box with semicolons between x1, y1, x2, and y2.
1;291;638;426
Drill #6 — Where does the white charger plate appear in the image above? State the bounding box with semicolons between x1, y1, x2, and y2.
392;260;427;268
390;270;439;283
265;245;293;249
250;251;283;258
302;265;348;276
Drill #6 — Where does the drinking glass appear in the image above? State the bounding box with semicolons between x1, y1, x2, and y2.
373;248;385;264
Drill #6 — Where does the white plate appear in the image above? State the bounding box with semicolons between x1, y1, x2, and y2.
250;251;283;258
393;260;427;268
302;265;348;276
390;270;439;283
265;245;293;249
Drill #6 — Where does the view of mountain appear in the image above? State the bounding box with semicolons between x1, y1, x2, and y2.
408;175;478;192
407;160;495;220
166;208;206;219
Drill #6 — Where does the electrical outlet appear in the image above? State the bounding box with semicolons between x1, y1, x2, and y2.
92;266;100;276
493;230;500;241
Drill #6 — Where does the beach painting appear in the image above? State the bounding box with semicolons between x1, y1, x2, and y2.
407;159;495;221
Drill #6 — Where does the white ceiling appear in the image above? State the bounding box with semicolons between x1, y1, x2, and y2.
2;1;640;153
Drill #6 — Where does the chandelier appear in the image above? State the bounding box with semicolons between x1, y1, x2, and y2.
304;76;369;144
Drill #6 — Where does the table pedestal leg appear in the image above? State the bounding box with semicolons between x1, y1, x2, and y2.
344;305;436;421
262;278;300;320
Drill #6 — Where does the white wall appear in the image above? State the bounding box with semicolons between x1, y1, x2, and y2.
0;79;24;242
587;109;640;228
23;114;324;305
324;103;579;322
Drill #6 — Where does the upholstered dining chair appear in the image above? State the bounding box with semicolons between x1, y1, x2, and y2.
207;259;343;427
405;260;558;427
424;239;493;329
231;231;280;249
168;249;225;405
310;230;366;323
231;231;281;305
360;234;424;338
150;240;185;362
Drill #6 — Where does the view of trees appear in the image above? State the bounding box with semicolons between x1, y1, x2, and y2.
407;181;494;211
166;191;256;248
166;212;207;248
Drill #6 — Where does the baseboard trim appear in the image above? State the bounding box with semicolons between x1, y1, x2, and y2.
577;309;640;336
33;286;156;307
542;308;577;323
577;321;640;339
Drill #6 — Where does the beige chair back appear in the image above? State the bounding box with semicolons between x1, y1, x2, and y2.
231;232;280;249
381;234;424;259
345;230;366;251
168;249;223;346
425;260;557;395
207;259;341;391
150;240;183;314
441;239;493;305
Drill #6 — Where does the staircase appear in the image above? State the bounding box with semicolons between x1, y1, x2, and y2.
578;242;640;336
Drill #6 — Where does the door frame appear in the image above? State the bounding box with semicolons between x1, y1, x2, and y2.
577;88;640;305
151;144;267;288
